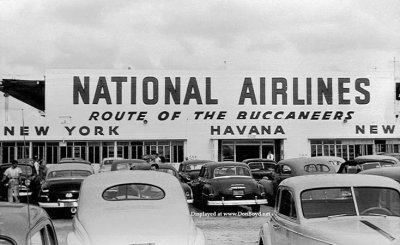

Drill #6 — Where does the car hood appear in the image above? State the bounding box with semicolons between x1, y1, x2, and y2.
77;207;198;245
303;217;400;244
211;176;258;193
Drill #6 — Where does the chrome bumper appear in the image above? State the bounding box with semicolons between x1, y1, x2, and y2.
39;200;78;208
207;199;267;206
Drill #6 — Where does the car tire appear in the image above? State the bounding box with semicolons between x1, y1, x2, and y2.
251;205;261;212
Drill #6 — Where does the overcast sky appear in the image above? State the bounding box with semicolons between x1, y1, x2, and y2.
0;0;399;77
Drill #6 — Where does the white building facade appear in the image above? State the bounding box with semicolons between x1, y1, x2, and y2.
1;69;399;164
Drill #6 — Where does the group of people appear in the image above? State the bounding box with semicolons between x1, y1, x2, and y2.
1;156;46;203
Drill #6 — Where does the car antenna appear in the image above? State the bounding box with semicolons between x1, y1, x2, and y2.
22;109;32;238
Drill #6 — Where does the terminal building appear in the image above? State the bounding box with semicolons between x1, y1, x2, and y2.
0;69;399;164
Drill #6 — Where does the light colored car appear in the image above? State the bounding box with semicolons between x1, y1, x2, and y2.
98;157;124;173
67;170;205;245
259;174;400;245
312;156;346;172
0;202;59;245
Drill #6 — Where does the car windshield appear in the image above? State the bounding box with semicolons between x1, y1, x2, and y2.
48;170;91;179
18;164;33;176
301;187;400;218
103;183;165;200
213;166;251;177
114;163;131;171
185;164;203;171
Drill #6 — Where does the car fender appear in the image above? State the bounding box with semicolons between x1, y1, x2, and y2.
259;217;273;245
258;178;274;196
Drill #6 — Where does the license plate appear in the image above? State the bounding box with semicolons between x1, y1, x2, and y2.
233;190;244;196
58;202;77;207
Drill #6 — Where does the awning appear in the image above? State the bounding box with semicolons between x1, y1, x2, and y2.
0;79;45;111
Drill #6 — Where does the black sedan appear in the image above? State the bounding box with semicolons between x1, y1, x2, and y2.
38;163;94;215
191;161;267;212
242;158;277;181
178;159;213;183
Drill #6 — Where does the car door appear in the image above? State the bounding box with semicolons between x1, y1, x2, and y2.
191;166;208;201
269;187;297;245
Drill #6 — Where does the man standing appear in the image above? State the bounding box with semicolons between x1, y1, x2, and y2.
2;160;22;203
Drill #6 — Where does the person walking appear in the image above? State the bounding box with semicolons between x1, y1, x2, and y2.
2;160;22;203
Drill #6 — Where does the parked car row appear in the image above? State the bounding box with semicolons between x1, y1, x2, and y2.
3;153;400;245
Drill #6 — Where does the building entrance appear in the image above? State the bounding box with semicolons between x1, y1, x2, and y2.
219;139;283;162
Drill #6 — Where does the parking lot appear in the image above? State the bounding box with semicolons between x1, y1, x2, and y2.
53;205;273;245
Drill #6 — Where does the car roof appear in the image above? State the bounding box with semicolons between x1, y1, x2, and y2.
311;156;346;162
359;166;400;182
78;171;188;215
277;157;336;172
355;154;399;163
180;159;213;165
47;163;94;172
242;158;277;163
202;161;250;169
280;174;400;192
0;203;50;244
59;157;91;164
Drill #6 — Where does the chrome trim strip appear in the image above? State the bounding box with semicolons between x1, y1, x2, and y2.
360;220;395;241
207;199;267;205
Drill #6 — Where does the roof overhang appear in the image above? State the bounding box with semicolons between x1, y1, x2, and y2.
0;79;45;111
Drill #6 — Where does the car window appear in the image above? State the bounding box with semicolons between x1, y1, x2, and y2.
278;189;297;219
301;187;356;218
29;228;46;245
103;184;165;201
115;163;131;171
281;165;292;174
354;187;400;216
103;160;115;165
213;166;251;177
263;163;276;170
0;238;14;245
186;164;203;171
47;170;91;179
304;164;330;173
248;162;263;170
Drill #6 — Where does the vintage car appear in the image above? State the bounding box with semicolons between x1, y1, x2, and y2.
178;159;213;183
191;161;267;212
359;166;400;183
111;159;194;203
98;157;124;173
259;174;400;245
0;159;39;202
338;155;398;173
38;163;94;215
242;158;277;181
312;156;346;172
258;157;336;205
59;157;91;164
0;202;59;245
66;171;205;245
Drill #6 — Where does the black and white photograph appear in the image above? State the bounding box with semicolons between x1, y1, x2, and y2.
0;0;400;244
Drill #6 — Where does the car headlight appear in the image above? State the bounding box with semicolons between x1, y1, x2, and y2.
25;179;31;186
